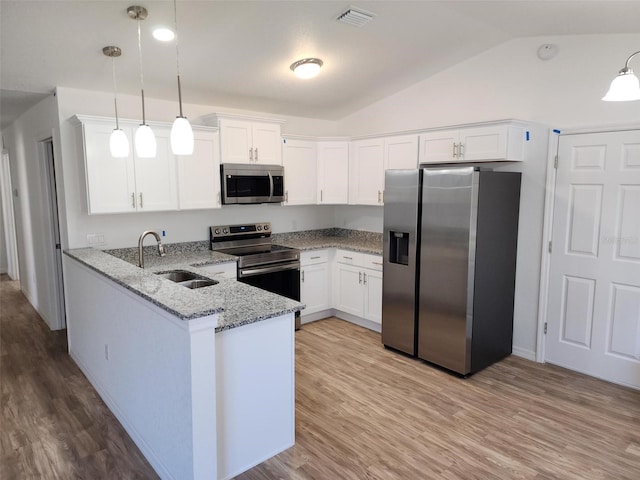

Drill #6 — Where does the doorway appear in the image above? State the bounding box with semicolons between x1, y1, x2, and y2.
545;130;640;389
1;150;19;280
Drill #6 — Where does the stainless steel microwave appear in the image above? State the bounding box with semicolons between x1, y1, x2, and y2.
220;163;285;204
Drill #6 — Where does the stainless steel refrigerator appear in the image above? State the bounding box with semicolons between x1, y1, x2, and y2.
382;167;521;375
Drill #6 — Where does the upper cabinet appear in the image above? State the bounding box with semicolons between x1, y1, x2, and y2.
74;115;219;215
201;114;284;165
419;122;526;164
282;138;317;205
384;134;419;170
317;141;349;204
350;139;385;205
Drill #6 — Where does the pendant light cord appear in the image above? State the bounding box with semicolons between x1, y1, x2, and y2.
137;16;146;125
111;57;120;130
173;0;184;117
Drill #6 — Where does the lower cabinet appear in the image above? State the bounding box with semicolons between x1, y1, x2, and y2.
300;251;330;316
333;250;383;325
195;261;237;279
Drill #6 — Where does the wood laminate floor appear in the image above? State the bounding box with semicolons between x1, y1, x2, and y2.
2;275;639;479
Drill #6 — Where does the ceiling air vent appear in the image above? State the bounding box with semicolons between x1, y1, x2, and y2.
337;6;376;27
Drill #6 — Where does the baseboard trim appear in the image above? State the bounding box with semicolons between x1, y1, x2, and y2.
512;346;536;361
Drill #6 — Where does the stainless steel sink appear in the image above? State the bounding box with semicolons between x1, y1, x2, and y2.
155;270;219;289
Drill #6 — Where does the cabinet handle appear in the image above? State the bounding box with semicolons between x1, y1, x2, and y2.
217;192;221;205
301;270;305;282
320;190;323;202
255;148;258;161
139;193;143;209
453;142;458;158
249;147;253;162
458;142;464;157
359;271;362;284
372;261;383;266
343;256;353;260
363;272;367;285
131;193;136;208
285;190;289;203
311;256;321;260
378;190;381;203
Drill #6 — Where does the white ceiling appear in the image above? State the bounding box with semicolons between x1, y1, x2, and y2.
2;0;640;130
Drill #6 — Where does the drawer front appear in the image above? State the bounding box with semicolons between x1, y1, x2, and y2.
301;249;329;266
361;254;383;272
335;250;362;266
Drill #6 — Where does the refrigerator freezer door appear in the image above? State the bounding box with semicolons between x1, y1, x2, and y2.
418;168;477;374
382;169;421;355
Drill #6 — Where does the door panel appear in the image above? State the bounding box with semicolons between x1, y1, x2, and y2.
546;130;640;388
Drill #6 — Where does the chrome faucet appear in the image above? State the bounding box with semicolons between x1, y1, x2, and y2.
138;230;167;268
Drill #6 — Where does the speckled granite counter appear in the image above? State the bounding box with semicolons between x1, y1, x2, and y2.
272;228;383;255
64;248;303;331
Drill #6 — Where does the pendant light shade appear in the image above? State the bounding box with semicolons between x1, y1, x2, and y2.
128;5;156;158
110;128;130;157
603;50;640;102
103;46;129;158
170;0;194;155
135;124;157;158
171;117;194;155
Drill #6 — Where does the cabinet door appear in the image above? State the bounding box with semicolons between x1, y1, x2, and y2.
350;139;384;205
282;139;317;205
220;119;252;163
385;135;419;170
133;128;178;212
252;123;282;165
301;262;330;315
317;141;349;204
335;263;364;316
177;130;220;210
83;122;136;214
459;125;510;161
363;268;383;324
419;130;458;164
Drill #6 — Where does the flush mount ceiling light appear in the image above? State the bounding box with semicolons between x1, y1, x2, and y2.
103;45;129;158
290;58;323;79
152;26;175;42
603;50;640;101
169;0;194;155
128;5;157;158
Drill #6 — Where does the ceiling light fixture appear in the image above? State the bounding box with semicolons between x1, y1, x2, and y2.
290;58;323;79
170;0;194;155
603;50;640;101
152;26;175;42
103;45;129;158
128;5;157;158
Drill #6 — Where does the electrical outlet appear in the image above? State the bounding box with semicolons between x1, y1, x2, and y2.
104;344;109;361
87;233;106;246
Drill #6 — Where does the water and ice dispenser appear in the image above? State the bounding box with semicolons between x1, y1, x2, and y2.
389;231;409;265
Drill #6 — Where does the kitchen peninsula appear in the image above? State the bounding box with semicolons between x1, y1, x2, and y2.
63;247;303;480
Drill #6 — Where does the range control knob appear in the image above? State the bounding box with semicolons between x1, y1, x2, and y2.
263;224;269;231
222;228;228;234
214;228;221;235
257;225;262;231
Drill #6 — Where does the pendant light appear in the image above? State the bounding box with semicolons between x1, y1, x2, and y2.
128;5;156;158
170;0;194;155
103;46;129;158
602;50;640;101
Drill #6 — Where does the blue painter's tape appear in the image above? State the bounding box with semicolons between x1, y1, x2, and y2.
526;131;530;141
553;129;561;134
162;230;166;237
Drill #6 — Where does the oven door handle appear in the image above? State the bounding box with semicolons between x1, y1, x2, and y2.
268;171;274;201
239;262;300;278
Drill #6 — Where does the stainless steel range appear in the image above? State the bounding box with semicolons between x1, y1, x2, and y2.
210;222;301;329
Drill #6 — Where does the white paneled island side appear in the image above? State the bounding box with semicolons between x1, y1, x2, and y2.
63;248;303;480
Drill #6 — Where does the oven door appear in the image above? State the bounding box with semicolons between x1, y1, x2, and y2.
238;261;301;302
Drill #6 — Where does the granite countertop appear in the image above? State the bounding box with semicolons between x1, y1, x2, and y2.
272;228;382;255
64;248;303;332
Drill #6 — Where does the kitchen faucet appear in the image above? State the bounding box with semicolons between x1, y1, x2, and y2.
138;230;167;268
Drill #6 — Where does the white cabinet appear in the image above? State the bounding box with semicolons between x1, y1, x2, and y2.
419;122;525;164
333;250;383;324
177;131;221;210
282;138;317;205
385;134;419;170
79;118;177;214
217;118;282;165
317;141;349;204
349;139;385;205
300;250;330;316
196;261;237;279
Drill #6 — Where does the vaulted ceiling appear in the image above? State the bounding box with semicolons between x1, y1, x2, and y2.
2;0;640;129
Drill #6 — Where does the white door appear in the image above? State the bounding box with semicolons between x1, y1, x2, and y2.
177;130;220;209
282;139;316;205
350;139;384;205
301;262;329;315
545;130;640;389
459;125;508;161
363;268;382;324
419;130;458;163
252;123;282;165
335;263;363;316
385;135;419;170
317;142;349;204
220;119;252;164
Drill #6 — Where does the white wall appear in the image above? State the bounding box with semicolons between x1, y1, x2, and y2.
0;195;7;274
55;87;340;249
1;94;64;329
334;205;383;233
